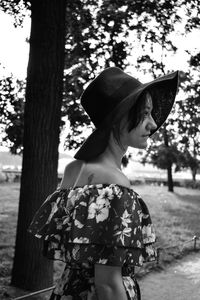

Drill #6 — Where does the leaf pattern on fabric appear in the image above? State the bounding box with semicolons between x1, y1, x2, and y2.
28;183;157;300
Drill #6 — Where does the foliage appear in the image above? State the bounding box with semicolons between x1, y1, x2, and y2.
0;0;30;27
0;76;25;154
143;66;200;181
142;127;183;172
62;0;184;150
0;0;200;172
150;144;180;170
136;2;200;185
176;55;200;180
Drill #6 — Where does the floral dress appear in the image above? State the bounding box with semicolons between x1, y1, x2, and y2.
28;183;157;300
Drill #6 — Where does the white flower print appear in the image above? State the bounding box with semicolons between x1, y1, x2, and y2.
79;201;87;206
67;190;82;208
30;183;158;294
142;224;156;243
142;213;149;219
98;258;108;264
72;244;80;259
98;186;115;200
74;219;84;228
112;184;123;198
139;254;144;265
73;237;89;243
136;239;142;248
122;276;136;299
142;224;152;236
46;202;58;224
114;227;132;245
54;234;61;241
137;209;143;223
88;196;110;223
35;233;42;238
120;209;132;227
62;215;70;225
145;245;156;256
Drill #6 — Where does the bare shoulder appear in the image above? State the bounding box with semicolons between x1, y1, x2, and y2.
60;159;130;189
63;159;83;174
60;159;84;189
85;162;131;188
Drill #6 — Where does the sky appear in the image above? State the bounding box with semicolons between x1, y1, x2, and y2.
1;10;200;80
0;9;199;154
0;11;30;79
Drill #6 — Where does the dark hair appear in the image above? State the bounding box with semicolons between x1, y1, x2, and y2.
112;90;151;146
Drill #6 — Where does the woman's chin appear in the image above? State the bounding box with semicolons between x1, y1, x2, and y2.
139;143;147;149
130;142;147;149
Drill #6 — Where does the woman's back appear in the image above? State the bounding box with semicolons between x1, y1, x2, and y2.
60;159;131;190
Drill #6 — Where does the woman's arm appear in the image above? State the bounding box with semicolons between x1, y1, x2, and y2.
95;264;127;300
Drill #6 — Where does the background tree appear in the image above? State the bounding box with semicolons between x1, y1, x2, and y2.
63;0;181;148
135;2;200;191
53;0;200;183
177;56;200;182
135;45;181;191
62;0;186;171
2;0;200;164
142;125;183;192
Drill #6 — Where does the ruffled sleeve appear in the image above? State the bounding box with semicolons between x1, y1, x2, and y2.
28;184;157;268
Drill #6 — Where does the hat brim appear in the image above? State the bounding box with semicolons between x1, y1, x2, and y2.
74;71;179;161
74;125;111;161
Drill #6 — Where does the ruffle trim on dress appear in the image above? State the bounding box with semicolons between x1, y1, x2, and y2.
28;184;157;267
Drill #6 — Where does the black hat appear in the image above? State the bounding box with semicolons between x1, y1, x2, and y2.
74;67;179;161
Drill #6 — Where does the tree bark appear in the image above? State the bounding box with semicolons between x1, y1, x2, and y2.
11;0;66;291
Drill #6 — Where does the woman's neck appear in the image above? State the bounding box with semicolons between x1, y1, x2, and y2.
94;133;127;170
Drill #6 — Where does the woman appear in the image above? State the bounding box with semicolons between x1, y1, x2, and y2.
29;67;179;300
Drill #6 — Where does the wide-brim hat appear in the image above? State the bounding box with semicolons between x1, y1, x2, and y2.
74;67;179;161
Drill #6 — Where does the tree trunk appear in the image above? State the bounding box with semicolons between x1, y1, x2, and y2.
167;163;174;192
163;127;174;192
191;168;197;182
11;0;66;291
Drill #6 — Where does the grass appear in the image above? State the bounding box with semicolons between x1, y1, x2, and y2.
0;182;200;298
134;184;200;276
135;184;200;246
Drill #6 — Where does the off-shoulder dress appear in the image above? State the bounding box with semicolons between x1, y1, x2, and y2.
28;183;157;300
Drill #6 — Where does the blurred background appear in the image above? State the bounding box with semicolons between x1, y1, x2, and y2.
0;2;200;299
0;4;200;190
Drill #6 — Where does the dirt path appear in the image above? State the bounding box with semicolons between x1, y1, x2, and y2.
139;252;200;300
2;253;200;300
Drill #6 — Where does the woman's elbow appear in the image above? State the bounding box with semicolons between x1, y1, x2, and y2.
95;272;127;300
94;264;127;300
95;283;113;299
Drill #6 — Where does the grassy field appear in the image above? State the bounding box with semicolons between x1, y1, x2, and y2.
0;182;200;298
134;184;200;275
